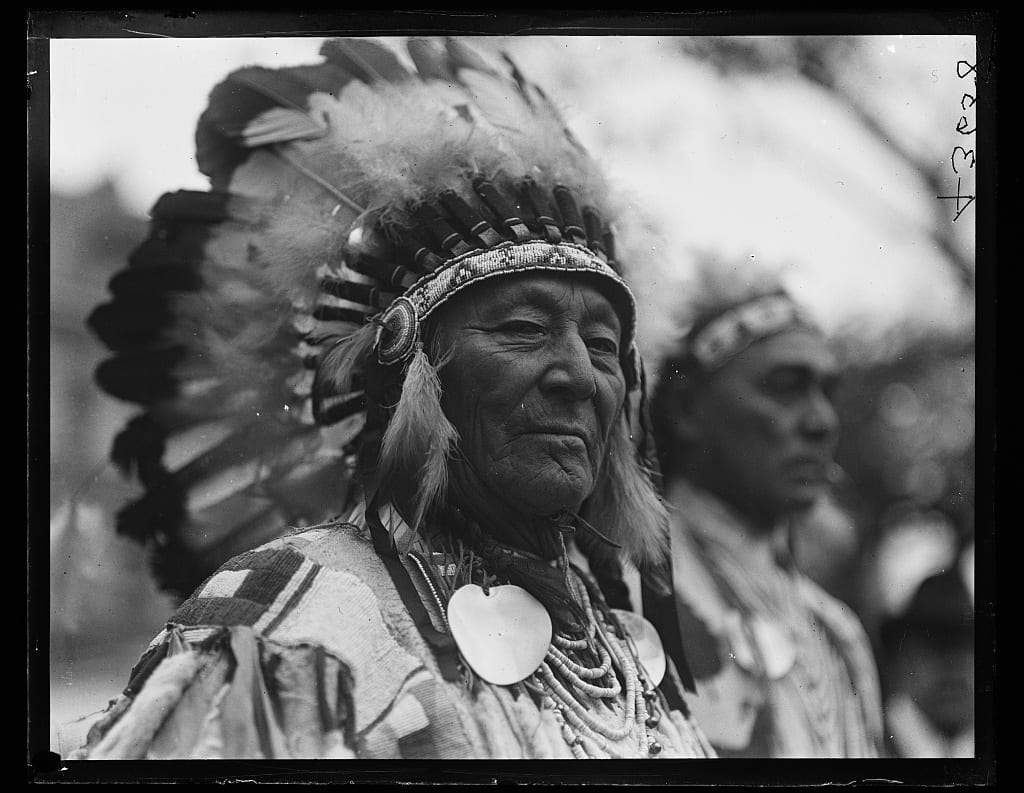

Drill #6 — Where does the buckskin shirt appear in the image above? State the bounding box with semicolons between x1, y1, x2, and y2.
663;478;883;758
71;506;714;760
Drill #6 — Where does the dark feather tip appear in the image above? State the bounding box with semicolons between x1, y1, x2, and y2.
116;487;187;546
94;348;186;404
108;264;204;299
151;190;236;224
111;414;169;484
87;299;175;352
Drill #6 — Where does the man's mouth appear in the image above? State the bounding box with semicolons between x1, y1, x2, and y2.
784;456;831;480
524;426;590;443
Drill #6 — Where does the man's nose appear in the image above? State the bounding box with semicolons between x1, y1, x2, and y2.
800;388;839;442
540;330;597;401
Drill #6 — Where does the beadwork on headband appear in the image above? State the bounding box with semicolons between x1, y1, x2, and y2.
687;294;819;371
374;240;637;364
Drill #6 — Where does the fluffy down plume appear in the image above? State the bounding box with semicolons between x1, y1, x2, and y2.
376;344;460;532
258;69;620;264
249;197;349;305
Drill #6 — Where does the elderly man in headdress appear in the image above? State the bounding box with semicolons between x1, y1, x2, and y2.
72;38;713;760
644;262;883;757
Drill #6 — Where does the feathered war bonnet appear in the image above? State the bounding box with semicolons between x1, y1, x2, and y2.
88;37;668;598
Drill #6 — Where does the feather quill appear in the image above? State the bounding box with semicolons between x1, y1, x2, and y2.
240;107;329;148
408;37;458;82
444;36;500;77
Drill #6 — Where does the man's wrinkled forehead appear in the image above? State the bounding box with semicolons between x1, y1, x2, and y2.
493;276;620;321
427;271;641;390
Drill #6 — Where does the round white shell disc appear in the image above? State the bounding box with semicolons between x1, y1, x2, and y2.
748;616;797;680
446;584;553;686
611;609;667;687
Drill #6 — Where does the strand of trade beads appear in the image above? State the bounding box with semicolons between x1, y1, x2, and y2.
546;640;618;691
574;567;665;755
531;568;665;758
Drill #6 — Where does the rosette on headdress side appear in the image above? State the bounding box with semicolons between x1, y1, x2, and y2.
89;37;644;598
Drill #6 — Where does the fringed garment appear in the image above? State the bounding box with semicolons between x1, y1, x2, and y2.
661;479;883;758
70;507;713;760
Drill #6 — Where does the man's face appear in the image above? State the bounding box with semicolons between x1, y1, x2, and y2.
680;329;840;523
432;273;627;517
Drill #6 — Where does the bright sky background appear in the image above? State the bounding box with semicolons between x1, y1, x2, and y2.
49;35;977;361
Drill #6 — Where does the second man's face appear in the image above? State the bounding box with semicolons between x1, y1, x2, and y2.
686;329;841;523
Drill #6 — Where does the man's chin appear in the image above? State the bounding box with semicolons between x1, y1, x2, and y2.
781;484;827;513
499;460;595;516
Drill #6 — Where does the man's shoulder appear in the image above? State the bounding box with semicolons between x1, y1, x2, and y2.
273;521;380;571
168;522;385;632
796;573;870;638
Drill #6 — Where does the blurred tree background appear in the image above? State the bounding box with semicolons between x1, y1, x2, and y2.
46;32;980;750
49;185;178;753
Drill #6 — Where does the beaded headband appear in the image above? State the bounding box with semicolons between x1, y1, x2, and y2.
685;294;819;371
374;241;635;364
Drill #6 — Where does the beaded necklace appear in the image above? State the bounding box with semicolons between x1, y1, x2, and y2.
410;532;668;758
527;567;665;758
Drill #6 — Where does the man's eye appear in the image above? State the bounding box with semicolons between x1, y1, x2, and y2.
761;372;805;398
500;320;546;336
587;337;618;355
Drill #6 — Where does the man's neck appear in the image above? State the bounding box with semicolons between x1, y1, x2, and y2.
667;474;789;569
446;460;572;561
